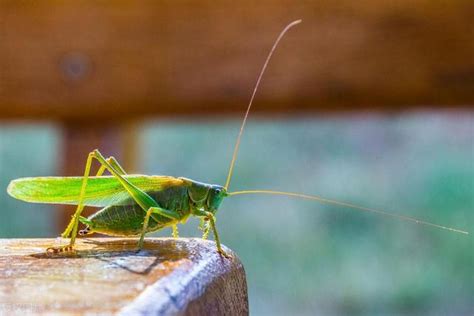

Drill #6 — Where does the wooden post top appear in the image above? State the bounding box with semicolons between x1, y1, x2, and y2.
0;238;248;315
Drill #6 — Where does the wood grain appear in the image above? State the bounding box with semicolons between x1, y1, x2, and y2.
1;1;473;122
0;238;248;315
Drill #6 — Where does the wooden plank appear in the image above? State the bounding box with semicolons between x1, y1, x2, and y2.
0;1;473;121
0;238;248;315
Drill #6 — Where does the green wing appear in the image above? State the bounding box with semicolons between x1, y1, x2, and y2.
7;175;185;207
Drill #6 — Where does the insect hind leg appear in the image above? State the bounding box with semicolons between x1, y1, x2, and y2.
88;150;181;250
46;245;74;255
51;149;172;254
61;155;125;239
78;227;91;236
47;152;95;254
48;154;128;254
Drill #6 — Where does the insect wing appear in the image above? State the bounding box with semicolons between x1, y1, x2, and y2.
7;175;183;207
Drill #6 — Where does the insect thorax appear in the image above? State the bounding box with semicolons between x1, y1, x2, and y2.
178;177;227;215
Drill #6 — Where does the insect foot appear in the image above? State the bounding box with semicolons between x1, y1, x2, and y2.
78;226;91;236
218;249;232;259
46;245;75;255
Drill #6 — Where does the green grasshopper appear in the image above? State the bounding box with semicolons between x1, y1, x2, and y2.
6;20;468;257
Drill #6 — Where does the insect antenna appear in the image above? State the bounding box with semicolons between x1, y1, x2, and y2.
228;190;469;235
223;19;468;236
224;19;302;191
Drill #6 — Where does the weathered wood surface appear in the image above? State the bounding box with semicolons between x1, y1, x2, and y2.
0;238;248;315
1;1;473;121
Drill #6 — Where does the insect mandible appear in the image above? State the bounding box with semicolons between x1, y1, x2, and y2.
7;20;468;257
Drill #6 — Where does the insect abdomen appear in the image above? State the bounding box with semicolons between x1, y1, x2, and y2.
86;185;191;236
87;204;154;236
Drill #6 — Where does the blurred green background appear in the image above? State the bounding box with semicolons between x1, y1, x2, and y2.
2;2;474;315
1;112;472;315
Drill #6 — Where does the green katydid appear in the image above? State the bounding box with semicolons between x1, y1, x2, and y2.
6;20;468;257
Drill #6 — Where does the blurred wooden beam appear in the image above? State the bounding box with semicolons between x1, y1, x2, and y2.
0;1;473;122
58;123;137;233
0;238;248;315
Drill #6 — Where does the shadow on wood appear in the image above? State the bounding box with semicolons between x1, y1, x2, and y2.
0;238;248;315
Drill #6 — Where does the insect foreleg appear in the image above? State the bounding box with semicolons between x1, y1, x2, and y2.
194;210;229;257
199;218;210;240
207;213;229;258
139;206;181;249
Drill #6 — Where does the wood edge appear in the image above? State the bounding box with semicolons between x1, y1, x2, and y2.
118;239;248;315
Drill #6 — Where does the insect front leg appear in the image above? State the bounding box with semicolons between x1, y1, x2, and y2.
195;210;230;258
199;218;210;240
207;213;230;258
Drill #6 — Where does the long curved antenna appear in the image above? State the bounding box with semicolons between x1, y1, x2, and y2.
224;19;302;191
228;190;469;235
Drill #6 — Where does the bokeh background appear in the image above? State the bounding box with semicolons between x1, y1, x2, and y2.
1;2;473;315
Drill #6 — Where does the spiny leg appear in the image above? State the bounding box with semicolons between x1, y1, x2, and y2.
199;218;210;240
139;206;181;249
172;225;179;238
